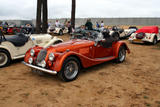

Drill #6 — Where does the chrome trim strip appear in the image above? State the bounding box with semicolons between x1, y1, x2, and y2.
22;61;57;75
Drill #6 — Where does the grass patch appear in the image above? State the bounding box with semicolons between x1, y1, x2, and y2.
144;96;149;99
144;103;151;107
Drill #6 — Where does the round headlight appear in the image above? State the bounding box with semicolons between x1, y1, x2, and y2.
49;53;55;61
28;57;33;64
41;60;46;68
30;49;35;56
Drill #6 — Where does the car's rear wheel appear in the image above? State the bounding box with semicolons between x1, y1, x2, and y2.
116;46;126;63
0;50;11;68
153;36;157;45
58;57;80;82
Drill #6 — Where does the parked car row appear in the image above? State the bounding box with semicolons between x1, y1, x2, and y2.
1;25;159;82
0;22;35;35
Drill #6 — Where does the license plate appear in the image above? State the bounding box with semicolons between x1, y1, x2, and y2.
133;39;142;42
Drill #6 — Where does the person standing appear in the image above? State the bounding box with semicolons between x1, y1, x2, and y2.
85;19;93;30
96;22;100;28
55;20;60;27
67;21;71;33
100;21;104;31
101;21;104;28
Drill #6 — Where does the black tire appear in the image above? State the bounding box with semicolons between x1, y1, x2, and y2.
59;30;63;35
115;46;126;63
153;36;157;45
0;50;11;68
57;57;80;82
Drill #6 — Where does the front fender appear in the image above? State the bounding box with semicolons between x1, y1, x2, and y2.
53;50;99;72
53;51;81;72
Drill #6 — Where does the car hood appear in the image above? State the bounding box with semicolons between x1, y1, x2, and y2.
47;39;95;53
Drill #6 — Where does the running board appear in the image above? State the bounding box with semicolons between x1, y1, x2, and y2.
94;56;116;62
12;55;25;60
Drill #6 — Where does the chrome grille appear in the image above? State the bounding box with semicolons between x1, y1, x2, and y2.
36;49;47;63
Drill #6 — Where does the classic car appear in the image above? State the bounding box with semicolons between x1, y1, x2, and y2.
0;30;63;67
128;26;160;44
48;25;68;35
109;26;138;39
122;26;138;39
23;30;130;82
109;26;125;39
7;24;21;34
21;24;35;34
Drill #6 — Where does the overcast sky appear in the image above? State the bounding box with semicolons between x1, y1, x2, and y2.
0;0;159;20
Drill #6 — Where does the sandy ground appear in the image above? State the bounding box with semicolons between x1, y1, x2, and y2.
0;34;160;107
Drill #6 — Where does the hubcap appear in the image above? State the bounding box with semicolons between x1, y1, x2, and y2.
64;61;78;80
119;49;126;62
0;52;8;66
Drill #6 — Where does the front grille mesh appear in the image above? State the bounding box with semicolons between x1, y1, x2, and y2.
36;49;47;63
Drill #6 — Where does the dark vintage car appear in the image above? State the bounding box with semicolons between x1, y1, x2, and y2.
23;30;130;82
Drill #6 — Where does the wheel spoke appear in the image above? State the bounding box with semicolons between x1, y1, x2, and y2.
64;60;78;80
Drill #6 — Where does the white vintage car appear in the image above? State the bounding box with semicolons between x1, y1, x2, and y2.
48;25;68;35
129;26;160;45
123;26;138;39
0;31;63;67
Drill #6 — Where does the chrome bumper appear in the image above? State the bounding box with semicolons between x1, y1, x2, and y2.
22;61;57;75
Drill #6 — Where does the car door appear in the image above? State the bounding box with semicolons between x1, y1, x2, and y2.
93;43;113;58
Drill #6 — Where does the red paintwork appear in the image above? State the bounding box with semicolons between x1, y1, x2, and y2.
7;27;20;34
24;39;130;72
136;26;159;34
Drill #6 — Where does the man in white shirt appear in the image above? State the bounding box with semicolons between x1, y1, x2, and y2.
100;21;104;31
55;20;60;27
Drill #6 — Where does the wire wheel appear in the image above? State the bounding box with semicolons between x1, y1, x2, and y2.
64;60;79;80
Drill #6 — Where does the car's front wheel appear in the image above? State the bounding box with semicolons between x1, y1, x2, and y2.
59;30;63;35
58;57;80;82
116;46;126;63
153;36;157;45
0;50;11;68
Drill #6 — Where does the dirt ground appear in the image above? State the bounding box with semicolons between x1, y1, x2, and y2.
0;34;160;107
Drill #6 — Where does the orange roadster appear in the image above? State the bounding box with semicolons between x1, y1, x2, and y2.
23;30;130;82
